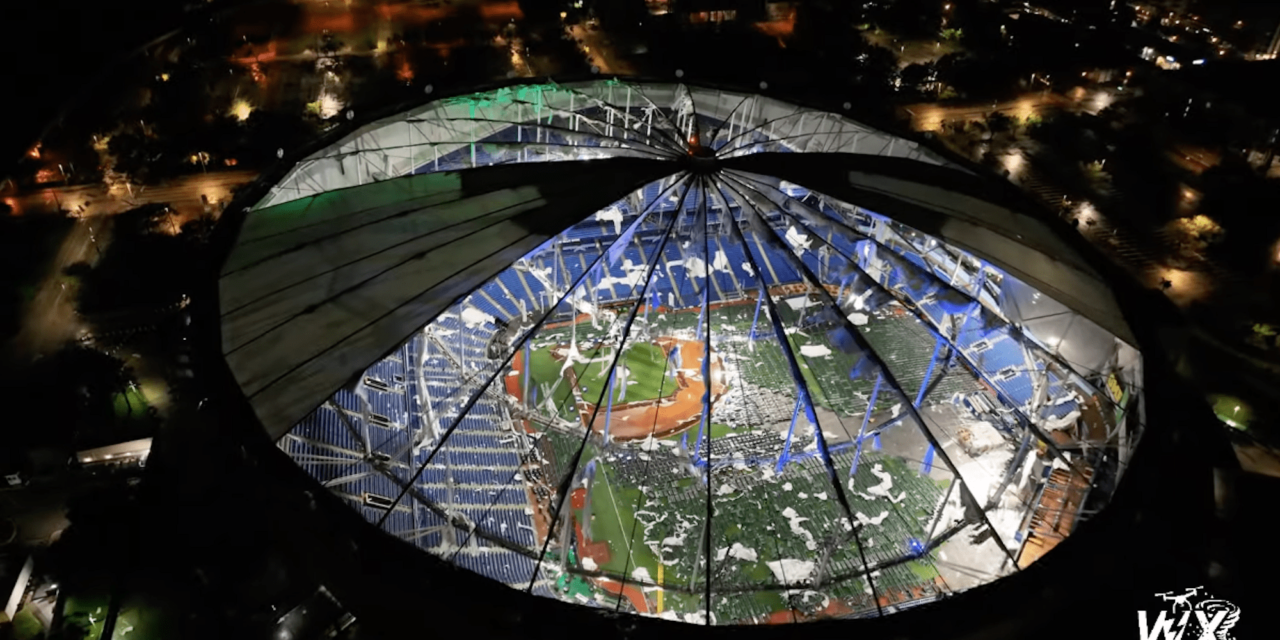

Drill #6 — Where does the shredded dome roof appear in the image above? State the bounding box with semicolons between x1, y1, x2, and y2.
220;80;1146;624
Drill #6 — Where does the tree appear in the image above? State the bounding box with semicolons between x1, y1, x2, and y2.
1198;158;1280;272
987;111;1014;135
591;0;647;33
877;0;943;40
1106;127;1182;226
856;45;900;91
181;214;218;244
242;110;316;168
0;345;134;452
107;132;157;180
792;0;864;55
900;63;935;95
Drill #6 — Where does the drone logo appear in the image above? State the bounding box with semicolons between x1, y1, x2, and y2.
1137;586;1241;640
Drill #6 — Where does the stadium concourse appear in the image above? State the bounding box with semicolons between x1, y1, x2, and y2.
215;80;1149;626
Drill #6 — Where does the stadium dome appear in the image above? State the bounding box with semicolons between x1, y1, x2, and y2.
218;79;1146;624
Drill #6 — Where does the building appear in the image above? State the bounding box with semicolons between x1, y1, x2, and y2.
201;78;1191;632
75;438;153;468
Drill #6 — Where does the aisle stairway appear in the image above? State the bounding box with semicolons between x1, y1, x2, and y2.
1017;467;1093;569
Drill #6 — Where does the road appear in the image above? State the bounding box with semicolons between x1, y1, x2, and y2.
903;86;1119;132
904;93;1070;131
566;23;634;76
0;483;74;547
4;169;256;363
7;170;255;219
5;216;107;363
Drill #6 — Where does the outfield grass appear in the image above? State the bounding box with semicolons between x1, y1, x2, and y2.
1210;394;1252;430
783;335;832;408
64;592;110;640
526;341;677;409
112;388;150;421
589;462;662;578
907;559;940;583
11;608;43;640
660;422;735;441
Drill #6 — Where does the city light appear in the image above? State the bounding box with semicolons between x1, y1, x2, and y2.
230;98;254;122
313;90;345;120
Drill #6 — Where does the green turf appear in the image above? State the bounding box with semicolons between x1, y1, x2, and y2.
751;591;789;616
112;388;150;421
1210;394;1250;430
558;547;596;600
107;591;182;640
663;591;706;616
907;559;940;583
743;562;773;581
660;422;735;441
64;592;110;640
526;341;677;409
11;608;43;640
589;462;662;579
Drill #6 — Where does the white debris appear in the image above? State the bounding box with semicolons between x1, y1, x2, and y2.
851;288;874;311
632;567;652;583
847;312;870;326
1039;409;1082;431
814;492;828;501
855;510;889;526
799;345;832;358
781;507;817;550
716;484;736;496
798;492;809;499
742;262;755;277
460;307;495;328
681;256;708;280
595;206;624;234
765;559;817;585
682;611;715;625
638;435;662;452
866;463;895;498
785;296;816;311
890;403;903;419
783;482;793;491
727;542;758;562
581;557;598;571
596;258;649;291
785;226;812;254
959;421;1006;455
711;249;734;275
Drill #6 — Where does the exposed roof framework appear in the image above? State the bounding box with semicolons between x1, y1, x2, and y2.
220;80;1147;626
